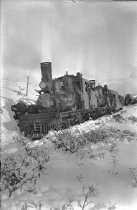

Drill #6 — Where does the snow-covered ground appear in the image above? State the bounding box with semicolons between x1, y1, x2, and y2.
1;88;137;210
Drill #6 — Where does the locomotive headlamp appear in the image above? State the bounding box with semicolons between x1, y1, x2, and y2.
39;81;47;89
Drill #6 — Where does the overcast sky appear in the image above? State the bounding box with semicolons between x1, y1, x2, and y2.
1;0;137;95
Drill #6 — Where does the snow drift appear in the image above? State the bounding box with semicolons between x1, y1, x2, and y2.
1;84;137;210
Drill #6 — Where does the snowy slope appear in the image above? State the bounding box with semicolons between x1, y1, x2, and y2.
1;83;137;210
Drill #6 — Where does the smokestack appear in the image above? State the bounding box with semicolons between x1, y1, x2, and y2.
40;62;52;92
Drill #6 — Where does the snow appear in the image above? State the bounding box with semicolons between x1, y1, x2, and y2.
1;81;37;149
1;86;137;210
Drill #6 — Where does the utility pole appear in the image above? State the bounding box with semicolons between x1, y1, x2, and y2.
26;76;29;96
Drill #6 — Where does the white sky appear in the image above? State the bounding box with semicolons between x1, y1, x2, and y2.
1;0;137;95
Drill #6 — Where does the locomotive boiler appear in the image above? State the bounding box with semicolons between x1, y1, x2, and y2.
11;62;124;140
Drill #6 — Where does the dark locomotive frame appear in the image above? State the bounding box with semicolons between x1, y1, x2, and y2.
11;62;124;140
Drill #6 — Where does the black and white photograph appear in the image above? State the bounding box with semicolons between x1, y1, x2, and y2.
1;0;137;209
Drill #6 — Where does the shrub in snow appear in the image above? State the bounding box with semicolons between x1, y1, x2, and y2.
128;116;137;123
82;129;109;144
1;142;50;198
108;155;119;176
75;175;98;210
122;130;136;136
50;201;74;210
50;130;86;153
15;200;43;210
77;185;98;210
50;128;109;153
107;201;117;210
112;113;124;122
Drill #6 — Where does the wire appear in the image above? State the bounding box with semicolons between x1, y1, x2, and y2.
2;78;32;85
2;78;26;84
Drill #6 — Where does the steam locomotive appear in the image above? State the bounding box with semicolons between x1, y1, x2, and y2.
11;62;124;140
